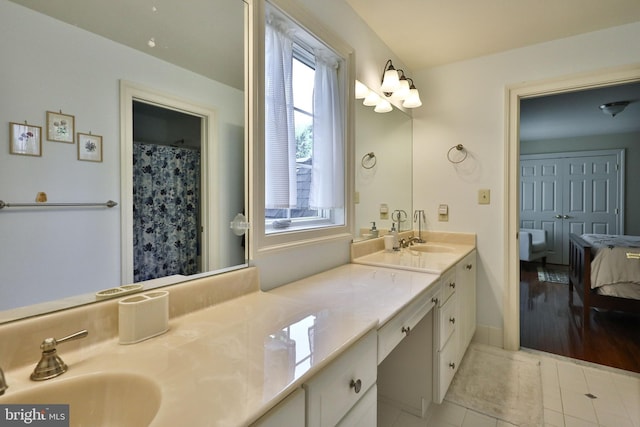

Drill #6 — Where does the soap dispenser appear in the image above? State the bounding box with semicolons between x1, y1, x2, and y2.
390;222;399;250
370;222;379;238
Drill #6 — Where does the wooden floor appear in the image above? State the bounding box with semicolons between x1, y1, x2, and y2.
519;261;640;374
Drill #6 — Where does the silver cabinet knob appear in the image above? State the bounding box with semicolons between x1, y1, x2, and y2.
432;297;438;304
449;317;456;324
449;282;456;289
555;214;563;219
465;264;472;270
449;362;456;369
401;326;411;335
350;379;362;393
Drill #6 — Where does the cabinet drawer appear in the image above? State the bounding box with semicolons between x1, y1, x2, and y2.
438;292;457;350
305;329;377;427
435;330;458;403
440;268;456;305
377;285;438;364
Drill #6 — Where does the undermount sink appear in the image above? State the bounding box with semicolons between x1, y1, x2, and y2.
408;243;456;253
0;372;161;427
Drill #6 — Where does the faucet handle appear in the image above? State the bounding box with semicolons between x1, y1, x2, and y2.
0;367;8;395
31;330;88;381
40;329;88;352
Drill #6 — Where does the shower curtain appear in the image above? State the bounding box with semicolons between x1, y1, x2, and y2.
133;142;200;282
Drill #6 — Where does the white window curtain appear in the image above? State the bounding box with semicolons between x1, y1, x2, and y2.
265;17;297;209
310;51;344;209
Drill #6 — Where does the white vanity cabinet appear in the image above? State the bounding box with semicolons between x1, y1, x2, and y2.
433;251;477;404
433;267;459;404
456;250;477;353
251;388;305;427
304;329;377;427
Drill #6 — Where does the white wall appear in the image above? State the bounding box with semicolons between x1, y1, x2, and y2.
412;22;640;334
0;0;243;309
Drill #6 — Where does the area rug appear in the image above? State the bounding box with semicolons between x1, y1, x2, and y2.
537;267;569;284
445;344;543;427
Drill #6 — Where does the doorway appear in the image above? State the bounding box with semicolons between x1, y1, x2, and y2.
504;65;640;354
120;81;218;285
132;101;203;282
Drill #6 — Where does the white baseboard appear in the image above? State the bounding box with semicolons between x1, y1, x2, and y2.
472;324;504;348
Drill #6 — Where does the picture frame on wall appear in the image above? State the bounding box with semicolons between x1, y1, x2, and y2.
9;122;42;157
46;111;75;143
77;132;102;162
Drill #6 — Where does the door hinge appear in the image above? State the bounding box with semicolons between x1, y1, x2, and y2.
615;208;619;214
616;163;619;171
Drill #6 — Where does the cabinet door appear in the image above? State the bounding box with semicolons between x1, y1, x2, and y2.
251;388;305;427
456;250;476;354
305;329;377;427
336;384;377;427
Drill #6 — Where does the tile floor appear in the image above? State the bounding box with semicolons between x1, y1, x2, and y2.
378;348;640;427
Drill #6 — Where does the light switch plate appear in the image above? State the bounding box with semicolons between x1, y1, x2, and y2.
478;189;490;204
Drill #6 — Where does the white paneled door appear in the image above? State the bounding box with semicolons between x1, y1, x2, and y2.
520;150;624;264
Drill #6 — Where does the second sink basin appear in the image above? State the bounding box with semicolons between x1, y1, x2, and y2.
409;243;456;253
0;372;161;427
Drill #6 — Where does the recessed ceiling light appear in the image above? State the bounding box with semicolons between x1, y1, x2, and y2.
148;37;156;48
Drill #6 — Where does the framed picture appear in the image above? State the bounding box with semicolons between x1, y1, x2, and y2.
77;132;103;162
9;122;42;157
46;111;75;143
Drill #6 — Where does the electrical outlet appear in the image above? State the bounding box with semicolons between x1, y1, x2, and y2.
478;189;490;204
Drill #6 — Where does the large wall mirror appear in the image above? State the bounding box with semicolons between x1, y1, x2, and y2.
0;0;248;323
355;101;412;238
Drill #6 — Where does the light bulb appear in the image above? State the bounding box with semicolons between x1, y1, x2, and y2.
374;99;392;113
392;78;410;100
363;91;381;106
403;88;422;108
355;80;369;99
381;68;400;93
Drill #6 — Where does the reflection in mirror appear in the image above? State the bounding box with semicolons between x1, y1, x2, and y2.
0;0;248;323
355;102;412;239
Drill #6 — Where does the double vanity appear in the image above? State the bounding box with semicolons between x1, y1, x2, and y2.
0;232;475;426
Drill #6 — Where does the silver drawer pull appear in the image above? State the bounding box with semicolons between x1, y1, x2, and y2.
449;317;455;324
465;264;473;270
449;362;456;369
401;326;411;335
350;379;362;394
449;282;456;289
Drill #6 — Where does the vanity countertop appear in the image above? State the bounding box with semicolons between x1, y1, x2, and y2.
1;240;470;426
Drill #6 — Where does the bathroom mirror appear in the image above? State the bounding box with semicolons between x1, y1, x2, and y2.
355;101;412;239
0;0;248;322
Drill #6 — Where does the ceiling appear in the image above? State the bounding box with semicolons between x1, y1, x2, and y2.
8;0;245;90
345;0;640;72
10;0;640;141
519;82;640;141
345;0;640;141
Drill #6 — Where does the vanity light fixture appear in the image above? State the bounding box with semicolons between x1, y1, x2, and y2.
380;59;422;108
356;80;394;113
599;101;630;117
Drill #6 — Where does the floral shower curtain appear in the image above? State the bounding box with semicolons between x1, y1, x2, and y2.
133;142;200;282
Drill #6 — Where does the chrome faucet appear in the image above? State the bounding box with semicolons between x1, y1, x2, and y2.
0;366;7;395
399;236;423;248
31;329;88;381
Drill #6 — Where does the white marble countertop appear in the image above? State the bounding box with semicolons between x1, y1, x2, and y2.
0;238;470;426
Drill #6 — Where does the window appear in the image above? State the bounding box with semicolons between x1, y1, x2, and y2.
264;11;346;238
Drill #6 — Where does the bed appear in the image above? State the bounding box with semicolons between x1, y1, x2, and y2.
568;233;640;328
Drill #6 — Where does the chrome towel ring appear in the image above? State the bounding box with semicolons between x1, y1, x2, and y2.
447;144;468;164
361;152;377;169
